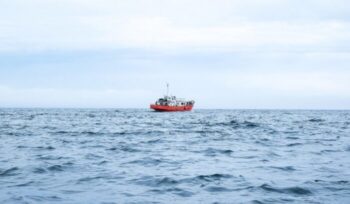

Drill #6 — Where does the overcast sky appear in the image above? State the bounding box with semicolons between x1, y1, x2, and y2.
0;0;349;109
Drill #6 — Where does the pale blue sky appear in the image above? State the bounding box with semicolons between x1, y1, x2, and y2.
0;0;349;109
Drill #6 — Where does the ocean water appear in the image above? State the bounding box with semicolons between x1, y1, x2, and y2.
0;109;349;204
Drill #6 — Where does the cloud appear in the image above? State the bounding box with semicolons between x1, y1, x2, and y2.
0;86;153;108
0;0;349;109
1;16;349;52
1;0;349;52
223;71;350;95
1;66;349;109
110;17;349;50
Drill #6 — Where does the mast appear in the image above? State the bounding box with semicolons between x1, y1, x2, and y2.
166;83;169;97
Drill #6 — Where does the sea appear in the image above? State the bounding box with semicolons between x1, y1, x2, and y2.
0;109;349;204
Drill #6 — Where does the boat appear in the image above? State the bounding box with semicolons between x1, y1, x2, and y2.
150;84;195;112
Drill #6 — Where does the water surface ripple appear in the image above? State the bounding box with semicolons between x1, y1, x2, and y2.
0;109;350;203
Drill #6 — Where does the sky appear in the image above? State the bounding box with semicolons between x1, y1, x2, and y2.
0;0;349;109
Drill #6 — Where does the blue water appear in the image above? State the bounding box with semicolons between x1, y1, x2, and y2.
0;109;350;203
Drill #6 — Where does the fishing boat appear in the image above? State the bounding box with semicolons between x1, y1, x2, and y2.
150;84;195;112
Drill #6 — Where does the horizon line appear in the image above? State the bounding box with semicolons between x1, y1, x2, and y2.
0;107;349;111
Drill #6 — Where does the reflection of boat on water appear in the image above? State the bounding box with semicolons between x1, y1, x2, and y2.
150;84;195;112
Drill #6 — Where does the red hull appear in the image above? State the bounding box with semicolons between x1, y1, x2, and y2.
150;104;193;112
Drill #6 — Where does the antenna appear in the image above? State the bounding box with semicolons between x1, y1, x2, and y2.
166;83;169;96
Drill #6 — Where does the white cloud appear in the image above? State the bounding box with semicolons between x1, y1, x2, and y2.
223;71;350;95
0;86;153;108
1;0;350;109
109;17;348;49
1;67;349;109
1;16;349;52
0;1;349;52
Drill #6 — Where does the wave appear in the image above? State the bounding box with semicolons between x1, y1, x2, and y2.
270;166;296;172
308;118;325;122
1;109;349;202
260;184;312;195
87;113;96;118
226;120;261;129
251;200;265;204
133;176;178;187
201;119;262;129
13;181;35;187
26;195;62;202
77;176;105;184
35;146;55;150
205;186;232;192
203;148;234;157
53;130;110;137
45;162;74;172
149;187;195;197
125;158;166;167
107;146;140;152
286;136;300;140
145;139;162;144
197;173;232;181
47;165;64;172
36;155;67;160
133;174;236;197
309;179;349;190
33;167;46;174
345;146;350;151
287;143;303;147
0;167;19;177
134;173;234;188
